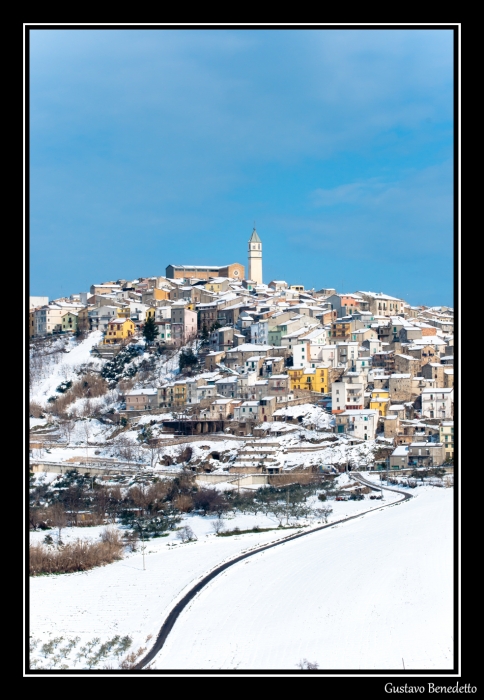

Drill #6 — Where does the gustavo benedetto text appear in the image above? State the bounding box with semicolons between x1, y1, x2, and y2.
384;685;476;694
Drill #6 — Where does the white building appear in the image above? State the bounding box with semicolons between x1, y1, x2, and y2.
332;379;365;413
421;387;454;419
336;341;360;368
186;380;217;405
233;401;260;421
335;409;379;440
310;343;338;367
293;342;310;368
34;302;85;335
250;319;269;345
88;305;120;332
30;296;48;309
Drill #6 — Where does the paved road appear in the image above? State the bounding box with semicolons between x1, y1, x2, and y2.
136;473;412;669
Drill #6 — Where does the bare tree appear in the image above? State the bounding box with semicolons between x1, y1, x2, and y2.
82;420;92;464
115;436;135;466
211;519;226;535
145;442;162;470
49;503;68;543
59;419;75;445
176;525;197;543
314;505;333;523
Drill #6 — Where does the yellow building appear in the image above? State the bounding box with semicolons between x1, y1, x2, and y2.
370;389;390;416
160;381;187;407
288;366;329;394
153;288;170;301
116;306;131;319
104;318;135;344
204;279;228;293
439;421;454;460
29;310;36;338
145;307;156;320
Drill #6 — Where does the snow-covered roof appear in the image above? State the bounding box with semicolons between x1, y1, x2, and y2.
421;387;453;394
226;344;273;353
357;291;403;302
412;337;446;346
410;442;443;447
341;409;378;416
215;377;238;384
127;388;158;396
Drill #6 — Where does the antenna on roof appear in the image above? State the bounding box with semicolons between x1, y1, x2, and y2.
253;220;256;230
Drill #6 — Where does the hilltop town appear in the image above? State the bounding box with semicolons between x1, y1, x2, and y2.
30;228;454;474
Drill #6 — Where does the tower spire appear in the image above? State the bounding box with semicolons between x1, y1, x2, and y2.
248;226;263;285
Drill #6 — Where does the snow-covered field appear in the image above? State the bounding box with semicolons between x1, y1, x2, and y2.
151;486;453;671
30;476;449;671
29;475;403;670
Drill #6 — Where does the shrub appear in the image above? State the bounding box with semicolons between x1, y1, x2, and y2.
297;658;319;669
29;529;124;575
176;525;197;543
29;402;44;418
211;520;226;535
179;349;198;372
173;493;194;513
56;380;73;393
193;488;229;517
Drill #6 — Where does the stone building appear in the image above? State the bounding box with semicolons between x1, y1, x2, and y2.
166;263;245;281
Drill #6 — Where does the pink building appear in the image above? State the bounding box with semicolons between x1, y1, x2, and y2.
171;308;198;344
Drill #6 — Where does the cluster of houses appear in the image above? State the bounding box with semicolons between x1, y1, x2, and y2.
30;237;454;469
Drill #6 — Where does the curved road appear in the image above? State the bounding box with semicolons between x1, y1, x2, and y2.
136;473;412;669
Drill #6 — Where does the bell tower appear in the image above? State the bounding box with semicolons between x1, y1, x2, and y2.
248;227;263;285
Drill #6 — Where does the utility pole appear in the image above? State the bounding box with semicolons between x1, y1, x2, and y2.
139;524;146;571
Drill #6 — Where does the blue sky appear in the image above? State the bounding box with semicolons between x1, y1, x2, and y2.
29;28;454;306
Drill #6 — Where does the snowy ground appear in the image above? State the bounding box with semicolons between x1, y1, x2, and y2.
29;332;190;414
30;332;104;407
31;417;381;475
29;475;400;670
152;485;453;671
